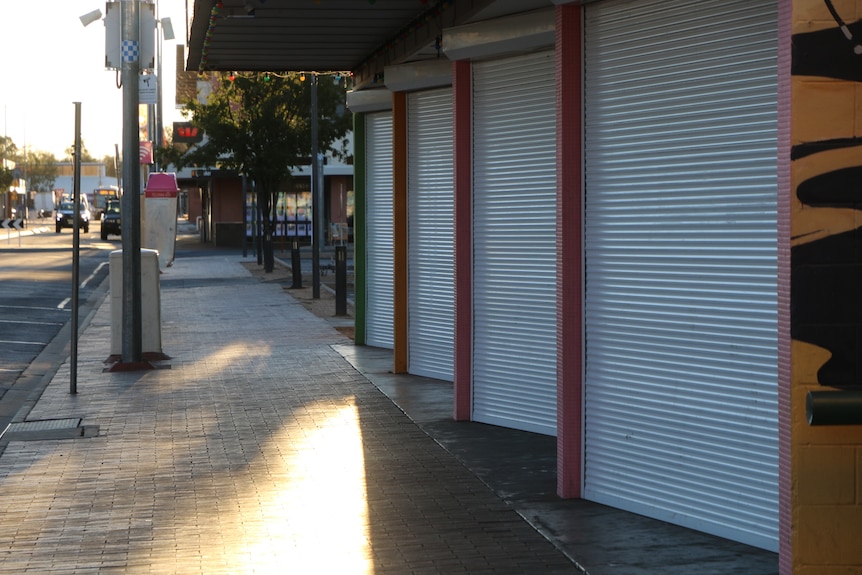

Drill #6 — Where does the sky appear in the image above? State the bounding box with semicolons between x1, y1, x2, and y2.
1;0;188;161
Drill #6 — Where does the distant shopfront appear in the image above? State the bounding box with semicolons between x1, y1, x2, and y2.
185;166;353;248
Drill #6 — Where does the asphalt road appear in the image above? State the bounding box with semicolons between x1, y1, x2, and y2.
0;222;114;424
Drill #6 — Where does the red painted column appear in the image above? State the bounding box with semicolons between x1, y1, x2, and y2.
392;92;408;374
555;4;584;499
453;59;473;421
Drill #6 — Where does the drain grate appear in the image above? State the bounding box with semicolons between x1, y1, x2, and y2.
1;418;98;441
7;418;82;433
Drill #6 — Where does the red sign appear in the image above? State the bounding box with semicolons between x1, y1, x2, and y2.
140;141;153;165
173;122;203;144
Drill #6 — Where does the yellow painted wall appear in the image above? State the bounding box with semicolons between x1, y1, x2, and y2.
792;0;862;571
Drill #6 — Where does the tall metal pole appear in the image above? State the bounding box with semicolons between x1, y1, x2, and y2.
71;102;82;395
115;143;122;190
121;0;143;364
311;74;321;299
154;16;163;172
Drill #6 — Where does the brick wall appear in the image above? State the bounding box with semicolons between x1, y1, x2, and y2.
791;0;862;572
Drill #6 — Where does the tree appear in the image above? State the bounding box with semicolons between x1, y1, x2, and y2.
25;150;59;195
165;71;351;272
1;136;18;163
65;141;96;163
2;137;19;217
102;153;121;180
0;164;12;195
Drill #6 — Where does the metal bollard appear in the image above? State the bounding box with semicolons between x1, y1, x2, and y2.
335;245;347;316
291;239;302;288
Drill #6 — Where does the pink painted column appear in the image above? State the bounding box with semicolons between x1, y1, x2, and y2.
777;1;792;572
453;59;473;421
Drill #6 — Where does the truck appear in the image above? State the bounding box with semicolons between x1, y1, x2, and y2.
91;186;120;220
34;191;57;219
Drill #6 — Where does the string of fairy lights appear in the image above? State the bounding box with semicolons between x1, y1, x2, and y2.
221;70;353;87
198;0;453;74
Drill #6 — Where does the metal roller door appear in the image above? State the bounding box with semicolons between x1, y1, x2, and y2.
407;88;455;381
472;51;557;435
583;0;779;550
365;112;394;349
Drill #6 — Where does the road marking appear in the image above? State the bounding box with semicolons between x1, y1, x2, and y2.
0;319;64;326
0;339;45;346
56;262;108;309
0;304;70;313
81;261;109;288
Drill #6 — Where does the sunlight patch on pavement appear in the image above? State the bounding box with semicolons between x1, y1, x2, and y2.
237;401;372;574
185;342;273;380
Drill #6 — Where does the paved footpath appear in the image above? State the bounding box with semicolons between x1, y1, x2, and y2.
0;251;577;574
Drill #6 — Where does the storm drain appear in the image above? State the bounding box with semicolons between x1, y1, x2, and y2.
0;418;99;441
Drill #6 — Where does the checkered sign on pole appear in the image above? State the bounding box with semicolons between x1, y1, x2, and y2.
104;3;156;70
122;40;139;63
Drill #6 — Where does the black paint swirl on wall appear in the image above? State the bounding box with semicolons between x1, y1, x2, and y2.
791;8;862;387
792;171;862;387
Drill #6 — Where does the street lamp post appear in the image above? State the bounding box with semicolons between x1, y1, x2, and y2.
154;16;175;172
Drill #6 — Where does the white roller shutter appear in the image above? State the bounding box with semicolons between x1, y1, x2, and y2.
583;0;779;550
407;88;455;381
472;51;557;435
365;112;394;349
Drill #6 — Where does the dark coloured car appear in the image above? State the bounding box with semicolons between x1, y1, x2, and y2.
101;199;121;240
55;201;90;233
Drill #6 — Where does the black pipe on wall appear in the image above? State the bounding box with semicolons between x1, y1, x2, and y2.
806;389;862;426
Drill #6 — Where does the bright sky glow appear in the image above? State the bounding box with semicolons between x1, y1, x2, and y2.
0;0;187;160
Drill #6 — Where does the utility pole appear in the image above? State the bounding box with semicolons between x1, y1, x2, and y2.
121;0;143;364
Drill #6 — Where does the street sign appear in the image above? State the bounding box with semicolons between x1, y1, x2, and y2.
1;219;23;230
139;74;158;105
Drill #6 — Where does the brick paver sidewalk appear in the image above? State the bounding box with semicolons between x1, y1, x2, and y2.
0;254;576;574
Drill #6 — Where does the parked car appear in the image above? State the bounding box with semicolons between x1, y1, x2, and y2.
55;201;90;233
101;199;121;240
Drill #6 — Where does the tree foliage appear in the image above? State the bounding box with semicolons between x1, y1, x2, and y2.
1;136;17;192
0;164;12;194
103;153;121;180
25;150;59;194
64;141;96;163
163;71;351;271
1;136;18;162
